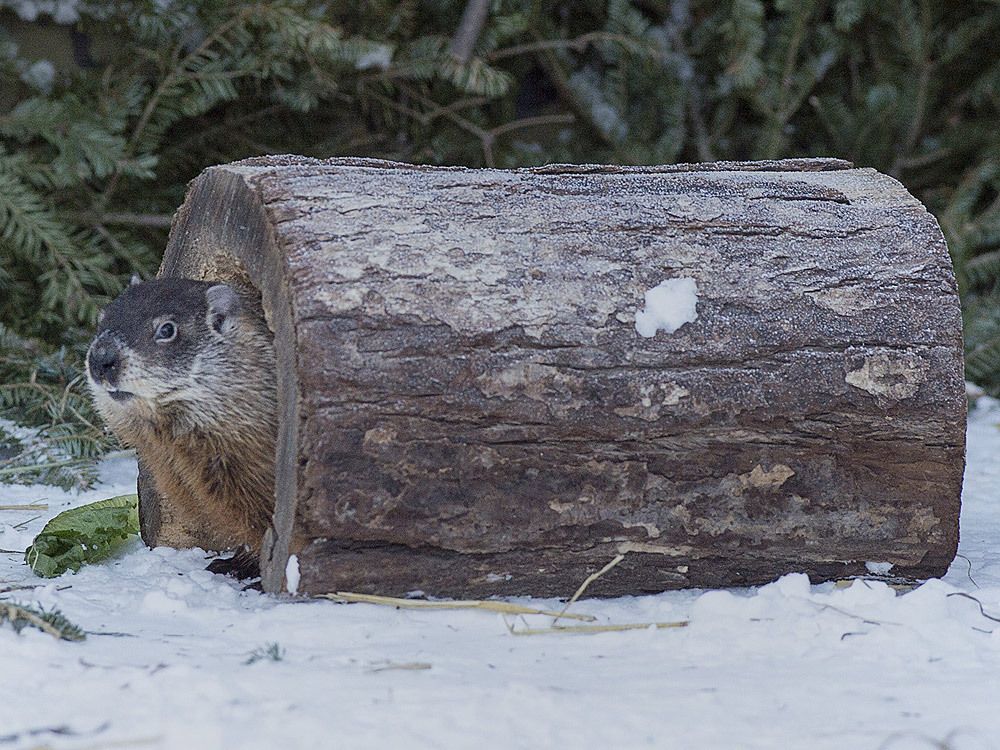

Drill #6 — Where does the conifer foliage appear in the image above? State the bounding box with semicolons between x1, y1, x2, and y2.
1;0;1000;481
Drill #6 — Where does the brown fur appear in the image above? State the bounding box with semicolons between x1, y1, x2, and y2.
124;387;276;553
87;279;277;555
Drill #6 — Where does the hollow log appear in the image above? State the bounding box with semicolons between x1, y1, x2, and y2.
146;156;966;597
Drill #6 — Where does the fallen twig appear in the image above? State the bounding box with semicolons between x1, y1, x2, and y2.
807;599;902;627
552;553;625;625
13;514;42;530
954;554;979;588
0;584;40;594
947;591;1000;624
321;591;596;622
508;620;688;636
366;660;433;673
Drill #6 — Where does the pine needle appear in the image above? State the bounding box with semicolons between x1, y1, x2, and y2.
0;502;48;511
507;620;688;636
0;457;93;477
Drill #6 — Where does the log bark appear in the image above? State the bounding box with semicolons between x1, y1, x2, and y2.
149;156;966;597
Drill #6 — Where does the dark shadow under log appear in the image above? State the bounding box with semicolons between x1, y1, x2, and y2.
148;156;966;597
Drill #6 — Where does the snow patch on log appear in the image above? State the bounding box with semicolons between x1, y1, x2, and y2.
285;554;300;595
865;561;894;575
634;277;699;337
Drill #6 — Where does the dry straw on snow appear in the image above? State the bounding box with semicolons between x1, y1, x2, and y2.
325;553;690;635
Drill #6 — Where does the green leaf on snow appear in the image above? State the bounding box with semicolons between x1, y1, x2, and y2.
24;494;139;577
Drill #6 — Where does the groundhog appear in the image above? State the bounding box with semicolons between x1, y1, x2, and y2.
86;276;276;577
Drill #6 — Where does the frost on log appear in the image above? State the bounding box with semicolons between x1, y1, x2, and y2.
146;156;966;597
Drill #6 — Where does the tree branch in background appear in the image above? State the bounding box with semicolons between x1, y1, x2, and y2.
449;0;491;64
2;0;1000;400
69;212;174;229
487;32;644;62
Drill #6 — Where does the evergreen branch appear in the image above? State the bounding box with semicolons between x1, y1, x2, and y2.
397;83;493;162
662;9;715;162
101;7;259;208
759;5;810;158
0;457;96;478
360;85;488;128
882;1;937;180
0;602;86;641
161;105;284;162
487;32;652;62
532;45;617;149
489;113;576;139
67;212;174;229
2;0;1000;395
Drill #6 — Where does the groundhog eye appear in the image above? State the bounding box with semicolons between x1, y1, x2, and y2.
154;321;177;342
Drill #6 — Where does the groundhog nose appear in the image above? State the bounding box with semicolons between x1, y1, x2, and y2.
88;340;121;385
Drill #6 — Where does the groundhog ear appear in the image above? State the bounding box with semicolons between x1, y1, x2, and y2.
206;284;242;335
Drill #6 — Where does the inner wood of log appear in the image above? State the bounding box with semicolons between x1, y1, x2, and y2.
157;169;295;592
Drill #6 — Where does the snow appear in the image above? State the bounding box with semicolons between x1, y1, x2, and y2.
0;523;34;552
634;277;699;337
1;0;80;23
354;44;394;71
2;402;1000;748
19;59;55;94
866;561;895;576
285;554;300;595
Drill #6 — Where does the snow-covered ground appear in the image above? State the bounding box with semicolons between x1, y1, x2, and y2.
3;405;1000;750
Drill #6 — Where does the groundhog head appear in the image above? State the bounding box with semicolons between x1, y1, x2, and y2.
86;276;246;428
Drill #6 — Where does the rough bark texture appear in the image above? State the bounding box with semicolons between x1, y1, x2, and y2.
149;156;966;598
